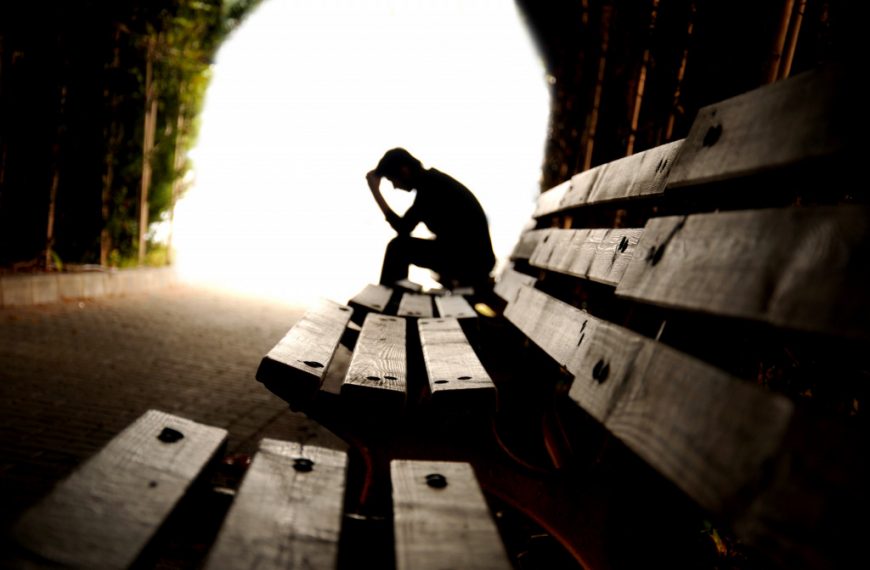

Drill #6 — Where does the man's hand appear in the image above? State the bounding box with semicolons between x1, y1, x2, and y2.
366;170;381;193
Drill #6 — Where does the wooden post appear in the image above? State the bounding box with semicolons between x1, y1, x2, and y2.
626;0;661;156
778;0;807;79
138;35;158;265
665;1;696;142
582;5;613;171
766;0;796;83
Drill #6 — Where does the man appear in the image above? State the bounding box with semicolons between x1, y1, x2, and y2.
366;148;496;290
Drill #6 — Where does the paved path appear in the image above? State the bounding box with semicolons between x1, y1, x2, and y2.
0;284;311;529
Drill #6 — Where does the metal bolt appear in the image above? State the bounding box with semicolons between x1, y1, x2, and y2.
702;124;722;147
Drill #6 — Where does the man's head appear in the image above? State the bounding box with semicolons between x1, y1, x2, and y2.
375;148;423;191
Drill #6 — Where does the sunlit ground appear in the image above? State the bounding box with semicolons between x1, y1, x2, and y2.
173;0;549;306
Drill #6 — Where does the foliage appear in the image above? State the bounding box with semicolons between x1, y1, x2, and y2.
0;0;262;268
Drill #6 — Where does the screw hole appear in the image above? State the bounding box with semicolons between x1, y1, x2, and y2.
366;376;381;382
434;380;449;385
592;360;610;384
457;376;472;380
303;361;324;369
426;473;448;488
157;427;184;443
339;307;350;312
702;124;722;147
618;236;629;253
384;375;398;380
293;458;314;472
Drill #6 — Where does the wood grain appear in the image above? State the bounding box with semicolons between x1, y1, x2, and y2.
418;318;495;408
493;266;537;303
529;228;644;287
205;439;347;570
341;313;407;407
509;229;550;262
667;66;849;188
348;283;394;313
533;179;571;218
616;206;870;340
503;284;588;368
397;293;433;318
256;299;353;405
434;295;476;319
553;140;683;212
391;460;511;570
13;410;227;569
566;319;794;515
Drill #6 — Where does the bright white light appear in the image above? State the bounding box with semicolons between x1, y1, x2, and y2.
174;0;549;306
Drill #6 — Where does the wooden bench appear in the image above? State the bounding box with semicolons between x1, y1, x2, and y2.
254;64;865;569
10;409;512;569
12;64;865;569
490;63;868;568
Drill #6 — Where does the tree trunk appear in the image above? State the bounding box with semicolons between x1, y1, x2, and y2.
138;35;158;265
626;0;660;156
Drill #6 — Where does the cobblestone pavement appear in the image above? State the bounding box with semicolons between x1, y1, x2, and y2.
0;283;310;530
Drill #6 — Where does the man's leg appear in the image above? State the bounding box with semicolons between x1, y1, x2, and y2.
379;236;441;286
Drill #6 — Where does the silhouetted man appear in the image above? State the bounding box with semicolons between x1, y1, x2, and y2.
366;148;496;290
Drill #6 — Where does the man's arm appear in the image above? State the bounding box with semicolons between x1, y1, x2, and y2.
366;171;409;234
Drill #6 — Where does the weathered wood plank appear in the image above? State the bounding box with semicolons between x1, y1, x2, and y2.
13;410;227;569
418;318;495;408
348;283;394;314
503;284;587;367
529;228;644;287
493;266;537;303
397;293;433;318
566;319;794;515
204;439;347;570
509;229;550;262
667;66;849;188
550;140;683;213
341;313;407;407
256;299;353;405
434;295;476;319
616;206;870;340
391;460;511;570
533;179;571;218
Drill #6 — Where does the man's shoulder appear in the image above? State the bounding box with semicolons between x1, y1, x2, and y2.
423;168;471;193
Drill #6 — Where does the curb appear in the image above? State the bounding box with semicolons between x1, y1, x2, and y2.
0;267;177;308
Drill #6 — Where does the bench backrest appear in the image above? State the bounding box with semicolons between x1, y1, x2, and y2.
498;64;866;568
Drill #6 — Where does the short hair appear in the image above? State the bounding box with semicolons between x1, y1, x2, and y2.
374;148;422;177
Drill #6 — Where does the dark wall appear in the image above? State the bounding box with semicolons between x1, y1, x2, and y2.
515;0;861;191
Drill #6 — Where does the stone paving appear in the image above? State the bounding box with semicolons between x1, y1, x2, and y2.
0;283;310;530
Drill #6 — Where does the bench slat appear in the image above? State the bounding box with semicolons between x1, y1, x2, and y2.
341;313;407;407
205;439;347;570
509;229;550;262
14;410;227;569
529;228;644;287
493;267;537;303
505;285;800;523
667;66;849;188
434;295;476;319
397;293;434;318
256;299;353;403
616;206;870;340
348;283;393;314
566;315;794;515
418;318;495;408
391;460;512;570
532;179;571;218
538;139;683;216
503;283;588;367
